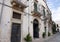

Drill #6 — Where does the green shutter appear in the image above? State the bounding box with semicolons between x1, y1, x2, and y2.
34;2;37;12
43;9;45;16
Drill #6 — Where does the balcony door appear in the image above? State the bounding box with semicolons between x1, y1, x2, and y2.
11;23;21;42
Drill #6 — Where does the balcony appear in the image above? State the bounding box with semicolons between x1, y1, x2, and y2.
11;0;27;9
31;2;42;17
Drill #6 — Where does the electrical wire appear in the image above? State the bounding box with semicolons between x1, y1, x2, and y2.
0;1;48;22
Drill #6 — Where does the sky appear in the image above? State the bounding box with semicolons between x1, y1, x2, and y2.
47;0;60;21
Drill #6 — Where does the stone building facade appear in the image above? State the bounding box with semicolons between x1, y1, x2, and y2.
0;0;52;42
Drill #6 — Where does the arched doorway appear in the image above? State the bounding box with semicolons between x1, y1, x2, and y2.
33;19;39;38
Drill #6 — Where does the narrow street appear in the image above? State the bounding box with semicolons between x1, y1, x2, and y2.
44;32;60;42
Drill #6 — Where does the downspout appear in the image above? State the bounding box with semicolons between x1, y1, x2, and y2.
28;0;30;33
0;0;4;23
0;0;4;42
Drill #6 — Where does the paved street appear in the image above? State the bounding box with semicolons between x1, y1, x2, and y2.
44;32;60;42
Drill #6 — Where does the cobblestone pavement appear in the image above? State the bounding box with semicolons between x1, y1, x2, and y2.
44;32;60;42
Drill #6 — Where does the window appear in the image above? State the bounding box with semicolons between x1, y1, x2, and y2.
13;12;21;19
43;9;45;17
42;6;45;17
34;2;37;11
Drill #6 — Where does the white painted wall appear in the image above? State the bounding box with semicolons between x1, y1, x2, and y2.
0;0;52;42
1;6;12;42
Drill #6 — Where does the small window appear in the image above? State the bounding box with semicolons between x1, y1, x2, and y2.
13;12;21;19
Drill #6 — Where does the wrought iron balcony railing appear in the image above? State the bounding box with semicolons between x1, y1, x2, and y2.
31;3;44;17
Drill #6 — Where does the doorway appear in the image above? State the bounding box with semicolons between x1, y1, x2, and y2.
11;23;21;42
33;19;39;38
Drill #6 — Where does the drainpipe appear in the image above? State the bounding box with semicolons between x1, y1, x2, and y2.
28;0;30;34
0;0;4;23
0;0;4;42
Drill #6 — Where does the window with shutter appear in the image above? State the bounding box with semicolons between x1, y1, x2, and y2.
43;9;45;17
34;2;37;12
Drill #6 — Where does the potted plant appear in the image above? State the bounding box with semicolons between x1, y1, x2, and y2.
24;33;32;42
42;32;46;38
48;32;51;36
